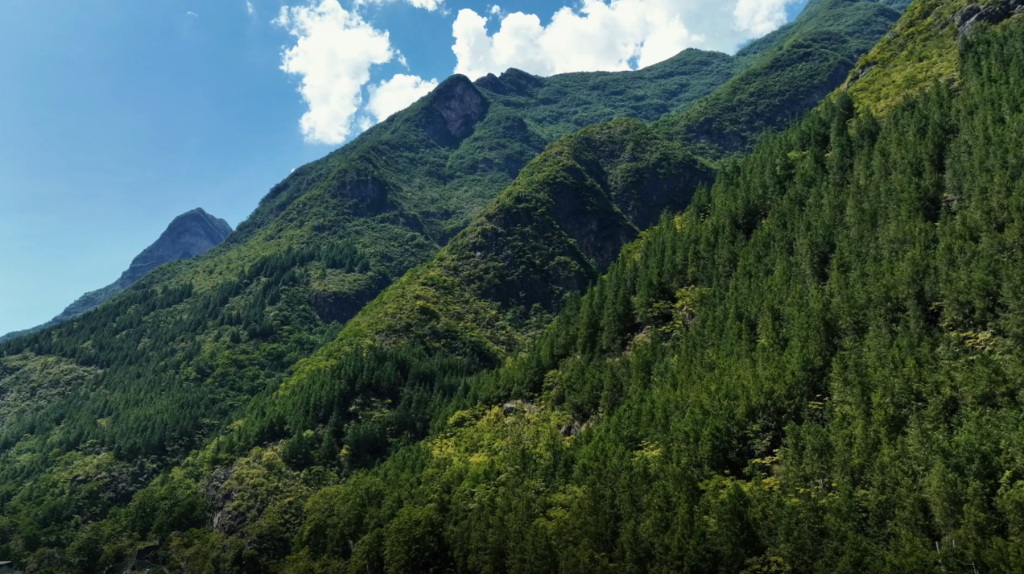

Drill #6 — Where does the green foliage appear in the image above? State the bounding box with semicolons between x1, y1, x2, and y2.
0;0;914;569
224;118;713;474
1;209;233;343
0;353;100;433
184;51;743;297
841;0;966;113
70;18;1024;574
264;22;1024;573
656;0;902;159
383;505;450;574
477;50;738;141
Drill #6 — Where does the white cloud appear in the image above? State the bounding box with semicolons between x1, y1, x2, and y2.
733;0;793;35
274;0;440;144
452;0;801;80
186;11;198;17
275;0;395;144
356;0;443;11
367;74;439;122
490;4;501;15
246;1;255;16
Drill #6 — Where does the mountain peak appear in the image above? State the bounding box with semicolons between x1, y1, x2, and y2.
475;68;544;96
124;208;232;285
0;208;232;342
419;74;489;144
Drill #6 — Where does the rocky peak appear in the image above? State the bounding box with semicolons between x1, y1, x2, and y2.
122;208;232;285
1;208;233;342
474;68;544;97
420;75;489;145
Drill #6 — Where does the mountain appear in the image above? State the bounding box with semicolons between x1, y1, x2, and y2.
654;0;902;159
841;0;1024;113
0;208;232;342
115;208;233;287
228;118;716;465
0;0;916;571
178;7;1024;573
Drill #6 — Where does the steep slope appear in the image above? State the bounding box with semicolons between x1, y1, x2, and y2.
0;0;891;475
843;0;1023;113
0;116;716;574
0;57;728;462
118;208;232;286
0;0;910;569
656;0;902;159
52;4;1024;574
0;353;100;438
230;119;714;462
475;49;737;140
181;15;1024;574
0;208;231;342
208;48;741;275
0;65;728;467
146;56;740;323
0;53;732;574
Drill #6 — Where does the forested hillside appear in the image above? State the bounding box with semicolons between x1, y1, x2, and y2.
116;15;1023;573
0;0;920;571
654;0;901;159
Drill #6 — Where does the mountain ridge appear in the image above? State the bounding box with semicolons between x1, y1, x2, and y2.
0;1;918;570
0;208;231;343
184;11;1024;574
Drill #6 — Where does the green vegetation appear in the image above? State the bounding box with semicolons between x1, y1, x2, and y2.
0;0;921;571
656;0;902;159
477;50;737;141
0;353;100;434
226;118;714;467
842;0;967;113
0;209;233;343
91;18;1023;573
0;46;735;492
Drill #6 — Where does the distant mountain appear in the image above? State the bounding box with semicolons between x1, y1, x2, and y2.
1;208;231;342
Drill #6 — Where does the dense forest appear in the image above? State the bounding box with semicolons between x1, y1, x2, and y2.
156;19;1021;573
5;0;1024;571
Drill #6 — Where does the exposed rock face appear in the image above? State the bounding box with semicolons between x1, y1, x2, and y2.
334;173;394;217
1;208;232;341
843;63;877;90
956;0;1024;37
121;208;232;286
419;75;489;145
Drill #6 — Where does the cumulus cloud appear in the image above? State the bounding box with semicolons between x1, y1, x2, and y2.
275;1;392;144
275;0;440;144
271;0;444;141
733;0;794;35
356;0;444;11
246;1;255;15
186;11;198;17
367;74;439;122
453;0;801;80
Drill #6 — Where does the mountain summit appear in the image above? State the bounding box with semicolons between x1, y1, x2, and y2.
117;208;232;287
1;208;231;341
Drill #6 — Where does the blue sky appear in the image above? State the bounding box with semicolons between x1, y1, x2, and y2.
0;0;807;335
